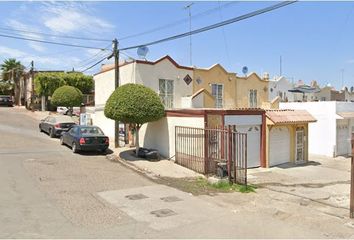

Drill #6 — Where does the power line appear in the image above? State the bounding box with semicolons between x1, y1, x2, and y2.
0;26;111;42
74;43;112;69
120;1;296;51
118;1;238;41
0;33;105;50
79;54;111;73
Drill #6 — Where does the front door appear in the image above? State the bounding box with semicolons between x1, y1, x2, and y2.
295;129;304;162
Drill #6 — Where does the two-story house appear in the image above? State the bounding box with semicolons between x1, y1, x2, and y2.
93;55;194;140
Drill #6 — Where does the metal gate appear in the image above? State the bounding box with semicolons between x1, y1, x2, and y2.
175;126;247;185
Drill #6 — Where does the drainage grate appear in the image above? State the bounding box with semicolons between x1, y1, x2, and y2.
150;209;177;217
125;194;148;200
160;196;183;202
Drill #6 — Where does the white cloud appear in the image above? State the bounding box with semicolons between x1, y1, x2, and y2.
0;46;27;58
41;2;114;34
5;20;47;52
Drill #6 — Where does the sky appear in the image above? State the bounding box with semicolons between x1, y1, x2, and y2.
0;1;353;90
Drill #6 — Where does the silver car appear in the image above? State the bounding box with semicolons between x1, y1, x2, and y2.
39;115;76;138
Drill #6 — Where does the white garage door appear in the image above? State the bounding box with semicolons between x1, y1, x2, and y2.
235;125;261;168
337;124;349;156
269;126;290;166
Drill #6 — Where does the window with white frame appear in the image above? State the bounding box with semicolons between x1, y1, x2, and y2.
211;83;223;108
159;79;174;108
249;89;257;107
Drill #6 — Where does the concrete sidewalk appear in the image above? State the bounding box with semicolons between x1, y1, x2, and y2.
110;147;203;179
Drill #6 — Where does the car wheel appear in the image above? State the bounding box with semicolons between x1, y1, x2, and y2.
39;125;43;132
60;136;64;145
72;142;78;153
49;128;55;138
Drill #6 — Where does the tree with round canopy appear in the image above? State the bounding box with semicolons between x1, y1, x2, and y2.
104;84;165;155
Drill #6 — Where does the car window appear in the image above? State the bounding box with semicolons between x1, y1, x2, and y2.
80;127;104;135
69;127;76;135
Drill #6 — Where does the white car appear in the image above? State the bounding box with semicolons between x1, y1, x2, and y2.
57;106;69;115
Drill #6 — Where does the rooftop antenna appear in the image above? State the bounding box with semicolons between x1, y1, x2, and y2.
184;2;194;66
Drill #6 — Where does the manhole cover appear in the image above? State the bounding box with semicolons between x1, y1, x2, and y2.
125;194;148;200
160;196;183;202
151;209;177;217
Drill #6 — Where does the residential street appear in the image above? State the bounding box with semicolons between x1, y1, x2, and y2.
1;107;354;238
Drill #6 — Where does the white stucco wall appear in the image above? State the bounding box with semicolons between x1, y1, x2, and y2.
268;77;295;102
92;63;136;140
280;101;337;157
139;116;204;159
135;59;193;108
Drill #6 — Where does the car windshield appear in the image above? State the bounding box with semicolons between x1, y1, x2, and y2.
80;127;104;135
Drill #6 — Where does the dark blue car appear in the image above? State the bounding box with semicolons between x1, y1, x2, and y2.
60;125;109;153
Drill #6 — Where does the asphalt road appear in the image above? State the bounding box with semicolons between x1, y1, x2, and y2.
1;107;354;238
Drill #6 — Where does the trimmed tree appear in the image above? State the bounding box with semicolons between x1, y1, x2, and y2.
104;84;165;155
51;86;83;115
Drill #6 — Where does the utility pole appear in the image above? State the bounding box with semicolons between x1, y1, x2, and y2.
113;38;120;148
30;60;34;111
350;133;354;218
185;3;193;66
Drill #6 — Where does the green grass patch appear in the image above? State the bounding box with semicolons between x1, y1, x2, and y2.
196;177;256;193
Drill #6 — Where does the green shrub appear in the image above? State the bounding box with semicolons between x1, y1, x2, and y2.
104;83;165;155
104;83;165;125
51;86;83;107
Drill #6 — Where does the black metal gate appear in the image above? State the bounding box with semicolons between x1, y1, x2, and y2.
175;126;247;185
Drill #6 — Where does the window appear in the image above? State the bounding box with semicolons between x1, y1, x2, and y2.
249;89;257;108
211;84;223;108
159;79;174;108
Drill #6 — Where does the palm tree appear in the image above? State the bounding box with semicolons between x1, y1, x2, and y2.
1;58;25;105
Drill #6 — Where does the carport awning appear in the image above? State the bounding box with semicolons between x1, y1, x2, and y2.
337;112;354;119
266;109;317;124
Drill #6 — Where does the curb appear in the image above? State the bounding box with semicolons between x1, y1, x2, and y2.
106;153;159;180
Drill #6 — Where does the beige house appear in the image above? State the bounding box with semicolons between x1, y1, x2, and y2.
190;64;271;109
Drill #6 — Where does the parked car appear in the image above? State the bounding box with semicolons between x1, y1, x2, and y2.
39;115;76;138
0;95;13;107
60;125;109;153
57;106;69;115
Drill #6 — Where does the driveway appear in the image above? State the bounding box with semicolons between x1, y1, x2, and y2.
248;155;351;214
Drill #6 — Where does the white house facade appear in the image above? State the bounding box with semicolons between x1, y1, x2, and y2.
268;76;295;102
92;55;194;141
280;101;354;157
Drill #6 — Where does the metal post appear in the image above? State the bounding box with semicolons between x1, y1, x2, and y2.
184;3;193;66
350;133;354;218
30;61;34;110
113;39;120;148
228;126;232;183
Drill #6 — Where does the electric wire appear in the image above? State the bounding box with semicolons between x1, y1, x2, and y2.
120;1;296;51
118;1;238;40
0;33;105;50
79;54;111;73
0;26;112;42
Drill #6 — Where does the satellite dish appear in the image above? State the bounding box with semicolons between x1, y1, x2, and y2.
242;66;248;76
137;46;149;59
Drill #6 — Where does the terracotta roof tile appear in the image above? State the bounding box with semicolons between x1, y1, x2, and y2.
266;109;317;124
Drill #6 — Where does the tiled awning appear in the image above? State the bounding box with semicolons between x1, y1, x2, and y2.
337;112;354;119
266;109;317;124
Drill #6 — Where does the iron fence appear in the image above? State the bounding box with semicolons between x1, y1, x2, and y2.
175;126;247;185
